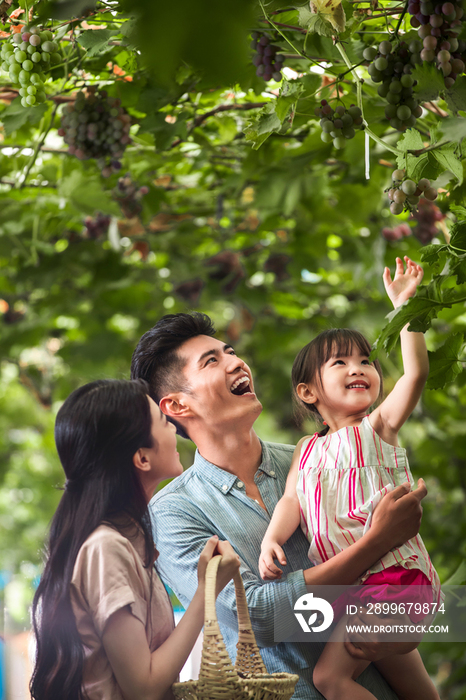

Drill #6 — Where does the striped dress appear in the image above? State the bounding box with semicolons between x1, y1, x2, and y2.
296;415;440;597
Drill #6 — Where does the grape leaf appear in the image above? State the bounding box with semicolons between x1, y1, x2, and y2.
77;29;118;57
395;129;429;177
1;99;48;136
299;3;339;36
411;62;445;102
421;152;444;180
432;143;463;184
297;4;314;27
371;296;440;357
437;117;466;143
59;171;120;216
305;13;335;38
244;81;303;149
275;80;304;122
450;205;466;221
395;128;425;153
420;243;448;269
54;23;71;41
447;255;466;285
427;333;465;390
371;277;461;357
449;220;466;252
444;76;466;113
244;103;281;149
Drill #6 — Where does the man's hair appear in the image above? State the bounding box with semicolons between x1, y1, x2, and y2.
131;312;216;439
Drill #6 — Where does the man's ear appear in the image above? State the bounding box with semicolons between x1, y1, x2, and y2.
296;382;318;405
159;394;193;420
133;448;151;473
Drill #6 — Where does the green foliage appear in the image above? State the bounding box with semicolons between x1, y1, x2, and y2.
0;0;465;690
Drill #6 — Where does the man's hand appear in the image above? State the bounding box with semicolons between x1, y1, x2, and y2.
345;638;419;661
343;606;422;660
371;479;426;550
259;541;287;581
383;256;424;309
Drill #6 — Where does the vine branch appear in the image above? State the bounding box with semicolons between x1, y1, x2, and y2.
334;40;402;156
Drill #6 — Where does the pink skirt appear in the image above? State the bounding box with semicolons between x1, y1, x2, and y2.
333;565;433;623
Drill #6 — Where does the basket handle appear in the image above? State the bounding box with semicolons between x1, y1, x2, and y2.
202;554;267;677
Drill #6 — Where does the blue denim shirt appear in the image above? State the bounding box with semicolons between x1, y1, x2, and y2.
150;440;397;700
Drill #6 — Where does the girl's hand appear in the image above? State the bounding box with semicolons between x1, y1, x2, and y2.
259;542;287;581
383;256;424;309
197;536;240;595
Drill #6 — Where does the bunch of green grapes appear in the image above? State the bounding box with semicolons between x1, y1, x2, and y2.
314;101;364;149
387;169;438;214
1;27;61;106
364;41;423;131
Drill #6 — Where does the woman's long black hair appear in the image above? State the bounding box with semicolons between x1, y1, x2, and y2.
30;379;156;700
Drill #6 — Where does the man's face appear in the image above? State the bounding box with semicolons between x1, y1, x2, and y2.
172;335;262;431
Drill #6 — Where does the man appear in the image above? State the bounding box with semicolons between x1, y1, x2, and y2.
131;312;427;699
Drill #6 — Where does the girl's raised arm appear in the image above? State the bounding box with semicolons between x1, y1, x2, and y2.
370;256;428;443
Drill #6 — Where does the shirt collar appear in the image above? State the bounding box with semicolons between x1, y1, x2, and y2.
193;439;277;494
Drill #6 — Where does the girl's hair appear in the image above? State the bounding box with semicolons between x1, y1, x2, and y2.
30;379;156;700
291;329;384;428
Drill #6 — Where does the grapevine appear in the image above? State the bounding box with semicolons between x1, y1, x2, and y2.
408;0;466;87
381;222;412;240
411;198;447;243
58;89;132;177
83;213;111;239
250;32;285;82
113;174;150;218
314;100;364;149
381;200;446;241
0;26;62;106
386;168;438;215
364;41;423;131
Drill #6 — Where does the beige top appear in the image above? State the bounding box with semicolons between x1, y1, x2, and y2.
70;522;175;700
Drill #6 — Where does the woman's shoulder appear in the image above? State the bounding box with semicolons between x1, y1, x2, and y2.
75;523;141;569
81;523;129;549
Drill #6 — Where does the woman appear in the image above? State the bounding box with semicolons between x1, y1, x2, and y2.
30;378;239;700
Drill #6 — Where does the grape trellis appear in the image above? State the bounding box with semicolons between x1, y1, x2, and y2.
0;0;465;390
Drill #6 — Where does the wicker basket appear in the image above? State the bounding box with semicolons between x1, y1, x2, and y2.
172;555;299;700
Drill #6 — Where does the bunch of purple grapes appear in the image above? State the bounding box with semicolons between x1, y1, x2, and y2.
364;41;423;131
411;198;446;243
381;222;412;240
251;32;285;81
408;0;465;87
113;174;149;218
314;100;363;149
58;89;132;177
84;213;110;239
387;168;438;215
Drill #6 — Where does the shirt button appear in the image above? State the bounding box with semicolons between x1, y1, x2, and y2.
222;484;228;491
237;481;244;488
270;470;275;477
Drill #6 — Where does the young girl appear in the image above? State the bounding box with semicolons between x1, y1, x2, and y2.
259;257;441;700
30;378;240;700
